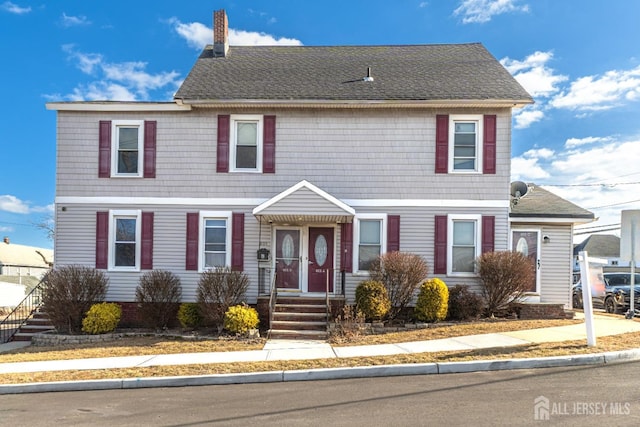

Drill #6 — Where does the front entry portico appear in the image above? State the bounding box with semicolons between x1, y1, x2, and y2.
253;180;355;296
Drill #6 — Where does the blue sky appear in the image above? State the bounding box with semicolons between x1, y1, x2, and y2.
2;0;640;250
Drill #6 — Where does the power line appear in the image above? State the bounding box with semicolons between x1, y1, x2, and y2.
574;226;621;235
587;199;640;209
575;222;621;231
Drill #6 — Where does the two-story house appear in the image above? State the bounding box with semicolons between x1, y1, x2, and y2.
47;10;535;335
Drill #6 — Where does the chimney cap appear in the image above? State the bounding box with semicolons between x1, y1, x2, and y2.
3;236;9;244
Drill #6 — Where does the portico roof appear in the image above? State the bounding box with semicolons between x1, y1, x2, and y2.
253;180;355;224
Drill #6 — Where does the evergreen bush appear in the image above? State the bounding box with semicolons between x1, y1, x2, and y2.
414;278;449;322
355;280;391;321
447;285;484;321
223;303;259;335
177;303;203;329
82;302;121;334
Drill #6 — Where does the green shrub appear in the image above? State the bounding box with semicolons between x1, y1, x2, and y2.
82;302;121;334
42;265;108;334
197;267;249;331
447;285;484;321
415;278;449;322
355;280;391;321
369;252;429;320
477;251;534;317
223;303;259;335
178;303;203;329
135;270;182;330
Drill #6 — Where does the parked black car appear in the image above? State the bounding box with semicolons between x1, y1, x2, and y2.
572;272;640;314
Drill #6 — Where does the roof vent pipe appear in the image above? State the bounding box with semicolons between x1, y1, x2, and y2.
363;67;374;82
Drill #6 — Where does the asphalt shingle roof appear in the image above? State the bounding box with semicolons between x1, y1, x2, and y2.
510;183;595;220
174;43;533;102
573;234;620;257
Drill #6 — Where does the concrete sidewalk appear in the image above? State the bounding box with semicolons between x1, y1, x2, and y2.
2;313;640;394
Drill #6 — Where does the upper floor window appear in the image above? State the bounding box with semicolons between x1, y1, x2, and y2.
354;214;387;273
111;121;144;177
109;210;141;271
230;115;263;172
449;115;482;173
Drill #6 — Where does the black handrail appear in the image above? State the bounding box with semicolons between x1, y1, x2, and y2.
0;278;45;343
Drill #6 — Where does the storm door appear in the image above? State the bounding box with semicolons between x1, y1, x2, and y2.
275;229;301;290
511;229;540;293
308;227;334;293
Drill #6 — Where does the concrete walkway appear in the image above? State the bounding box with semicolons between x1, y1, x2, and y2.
2;313;640;394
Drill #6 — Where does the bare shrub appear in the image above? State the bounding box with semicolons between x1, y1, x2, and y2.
135;270;182;330
197;267;249;331
369;252;429;320
477;251;535;317
447;285;484;321
41;265;108;334
329;305;366;344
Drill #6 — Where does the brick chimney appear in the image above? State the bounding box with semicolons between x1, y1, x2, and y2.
213;9;229;57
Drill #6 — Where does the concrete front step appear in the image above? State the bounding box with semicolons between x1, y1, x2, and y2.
269;329;327;340
17;324;56;334
275;304;327;314
272;312;327;322
271;320;327;331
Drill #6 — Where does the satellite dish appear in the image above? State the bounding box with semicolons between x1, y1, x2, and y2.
510;181;528;198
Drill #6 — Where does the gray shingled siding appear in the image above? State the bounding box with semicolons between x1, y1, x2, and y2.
56;108;513;201
257;187;349;216
54;203;508;304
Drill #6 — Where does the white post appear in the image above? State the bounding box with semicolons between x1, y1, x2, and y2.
578;251;596;347
629;219;636;319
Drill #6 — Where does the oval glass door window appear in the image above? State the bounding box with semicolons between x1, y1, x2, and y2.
314;235;328;267
516;237;529;256
282;234;294;266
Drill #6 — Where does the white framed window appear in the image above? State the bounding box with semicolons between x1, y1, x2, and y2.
112;120;144;177
353;214;387;273
199;211;232;271
230;115;263;172
109;210;141;271
448;214;481;276
449;115;482;173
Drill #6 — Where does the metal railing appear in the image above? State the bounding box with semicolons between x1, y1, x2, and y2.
0;279;45;343
267;272;277;338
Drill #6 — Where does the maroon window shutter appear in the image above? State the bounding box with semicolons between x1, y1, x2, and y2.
99;121;111;178
143;121;157;178
186;213;199;271
434;215;448;274
482;215;495;254
483;115;497;174
263;115;276;173
141;212;154;270
435;115;449;174
95;211;109;269
387;215;400;252
340;222;353;273
217;115;230;173
231;212;244;271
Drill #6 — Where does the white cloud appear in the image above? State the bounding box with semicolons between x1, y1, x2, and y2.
565;136;613;149
1;1;30;14
167;17;303;50
513;107;544;129
58;46;181;101
512;136;640;241
61;12;91;28
501;51;567;98
0;195;32;214
551;66;640;111
454;0;529;24
419;2;429;7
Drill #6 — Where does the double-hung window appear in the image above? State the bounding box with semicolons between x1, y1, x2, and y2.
354;214;387;273
230;115;263;172
112;120;144;177
109;210;141;270
199;211;232;270
449;115;482;173
448;214;481;275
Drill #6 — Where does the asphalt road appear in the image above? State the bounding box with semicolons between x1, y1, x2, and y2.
2;361;640;426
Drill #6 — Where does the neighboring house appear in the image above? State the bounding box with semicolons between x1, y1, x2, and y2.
46;10;535;324
0;237;53;307
573;234;625;270
509;183;594;307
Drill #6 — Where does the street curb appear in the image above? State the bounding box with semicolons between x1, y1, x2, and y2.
2;349;640;395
